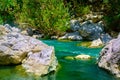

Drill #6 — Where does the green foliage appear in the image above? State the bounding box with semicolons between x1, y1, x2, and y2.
0;17;3;24
0;0;70;37
15;0;70;37
0;0;19;24
75;5;90;16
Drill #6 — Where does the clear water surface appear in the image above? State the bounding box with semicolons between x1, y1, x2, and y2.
0;40;116;80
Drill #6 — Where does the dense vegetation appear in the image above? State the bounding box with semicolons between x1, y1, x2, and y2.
102;0;120;33
0;0;70;37
0;0;120;37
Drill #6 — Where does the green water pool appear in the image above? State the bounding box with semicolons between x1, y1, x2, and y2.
0;40;116;80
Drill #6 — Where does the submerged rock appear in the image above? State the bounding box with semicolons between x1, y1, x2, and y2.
0;25;58;76
77;41;92;48
98;36;120;77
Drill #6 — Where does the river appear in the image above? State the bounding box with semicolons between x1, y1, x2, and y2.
0;40;115;80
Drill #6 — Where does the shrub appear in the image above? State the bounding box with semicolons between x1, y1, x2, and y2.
0;0;19;24
0;17;3;24
75;5;90;16
0;0;70;38
15;0;70;37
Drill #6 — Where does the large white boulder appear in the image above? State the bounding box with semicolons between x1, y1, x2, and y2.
0;25;58;76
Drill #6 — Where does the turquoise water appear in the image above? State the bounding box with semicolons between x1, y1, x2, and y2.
0;40;116;80
42;40;115;80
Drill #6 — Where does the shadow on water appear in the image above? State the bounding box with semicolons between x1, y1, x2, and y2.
0;40;116;80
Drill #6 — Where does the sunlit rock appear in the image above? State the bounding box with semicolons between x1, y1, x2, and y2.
0;25;58;76
90;38;103;48
21;30;28;35
58;31;82;41
22;47;58;76
51;36;58;40
75;54;91;60
64;54;92;60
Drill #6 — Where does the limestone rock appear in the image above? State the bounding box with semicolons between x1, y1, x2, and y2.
4;24;21;33
79;21;104;40
32;34;44;39
98;36;120;77
77;41;92;48
100;33;112;44
0;29;47;65
64;54;92;60
70;20;81;31
90;38;103;48
51;36;58;40
21;30;28;35
58;31;82;41
22;47;58;76
0;25;58;76
75;54;91;60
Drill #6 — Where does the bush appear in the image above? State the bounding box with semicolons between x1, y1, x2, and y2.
75;5;90;16
15;0;70;37
0;0;19;24
0;17;3;24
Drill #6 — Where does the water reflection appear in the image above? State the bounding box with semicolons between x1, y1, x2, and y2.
0;65;56;80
